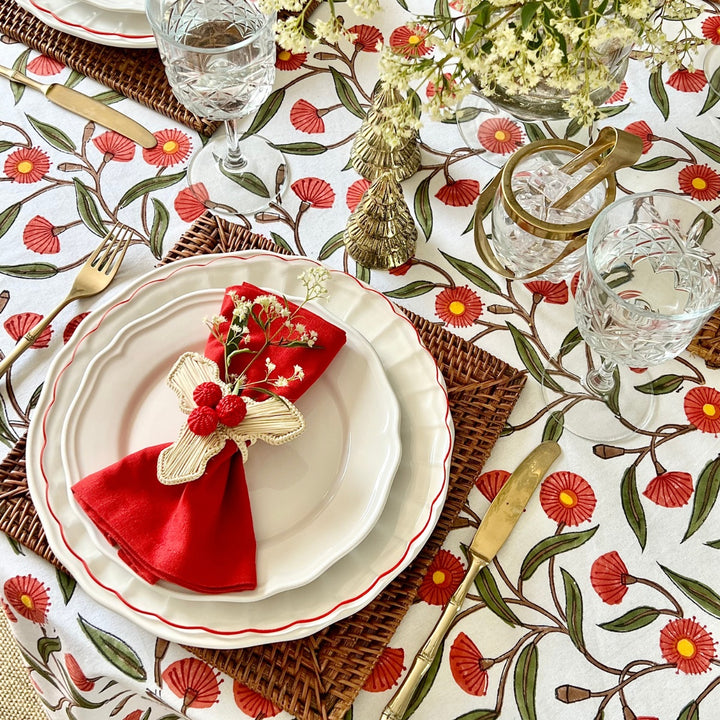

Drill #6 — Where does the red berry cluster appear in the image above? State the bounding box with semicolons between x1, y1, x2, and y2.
187;382;247;436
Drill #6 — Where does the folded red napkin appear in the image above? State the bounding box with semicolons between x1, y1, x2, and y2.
72;282;346;594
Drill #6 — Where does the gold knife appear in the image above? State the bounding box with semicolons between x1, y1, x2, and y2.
0;65;157;149
380;440;561;720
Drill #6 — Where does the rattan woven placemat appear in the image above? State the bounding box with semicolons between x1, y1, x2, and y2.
689;306;720;369
0;0;218;136
0;212;526;720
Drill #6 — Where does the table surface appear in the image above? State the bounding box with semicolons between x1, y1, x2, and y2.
2;3;720;720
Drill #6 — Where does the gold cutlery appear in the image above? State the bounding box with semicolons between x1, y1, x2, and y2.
380;440;561;720
0;224;134;379
0;65;158;149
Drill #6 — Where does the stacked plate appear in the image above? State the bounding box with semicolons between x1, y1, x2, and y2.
14;0;156;48
26;251;454;648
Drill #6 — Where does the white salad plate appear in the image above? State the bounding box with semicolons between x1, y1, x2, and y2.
14;0;156;48
27;251;453;648
82;0;145;17
60;287;402;602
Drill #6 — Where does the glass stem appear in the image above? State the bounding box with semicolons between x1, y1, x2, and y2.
584;358;616;397
222;118;247;173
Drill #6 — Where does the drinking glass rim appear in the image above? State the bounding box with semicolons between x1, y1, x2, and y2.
145;0;276;52
584;190;720;322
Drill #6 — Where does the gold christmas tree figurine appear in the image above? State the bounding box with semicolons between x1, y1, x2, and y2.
343;171;417;270
350;83;420;182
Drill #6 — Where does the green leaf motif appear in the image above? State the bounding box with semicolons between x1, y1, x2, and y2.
562;568;585;651
440;251;502;295
78;615;147;681
91;90;125;105
621;465;646;550
269;141;326;156
414;176;433;241
270;232;293;254
0;202;21;240
507;323;563;392
684;454;720;541
11;49;31;104
37;636;62;663
474;564;521;626
632;156;679;172
520;527;598;580
385;281;437;299
454;711;499;720
0;263;58;279
356;263;371;284
318;231;344;260
65;69;85;89
679;130;720;164
660;565;720;619
243;88;285;137
73;178;108;237
649;66;669;120
677;702;700;720
117;171;186;209
514;643;538;720
598;606;660;633
705;538;720;550
56;568;76;604
522;122;546;143
343;706;353;720
542;411;564;442
218;166;271;197
402;638;445;719
329;67;365;119
5;534;24;555
27;115;76;153
700;68;720;114
149;198;169;259
558;327;582;358
634;374;684;395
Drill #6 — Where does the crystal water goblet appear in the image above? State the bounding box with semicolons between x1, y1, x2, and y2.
543;191;720;442
145;0;285;215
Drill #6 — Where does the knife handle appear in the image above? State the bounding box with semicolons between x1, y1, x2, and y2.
0;64;45;94
380;555;486;720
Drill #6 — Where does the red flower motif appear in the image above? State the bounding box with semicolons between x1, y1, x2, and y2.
4;313;53;348
3;575;51;624
232;681;281;717
348;24;383;52
65;654;95;691
162;658;222;712
26;55;64;75
23;215;60;254
539;471;596;526
388;258;415;276
475;469;510;502
477;117;524;155
624;120;655;154
702;15;720;44
346;178;370;212
4;147;50;183
290;99;325;134
643;471;693;508
659;617;716;674
275;48;307;70
684;386;720;434
450;632;489;696
426;73;457;102
435;286;483;328
363;647;405;692
678;164;720;201
590;551;631;605
388;25;431;57
605;81;628;104
93;131;136;162
418;549;465;605
63;313;89;343
637;717;660;720
1;598;17;622
435;179;480;207
291;177;335;208
175;183;209;222
667;69;707;93
142;129;192;167
524;280;568;304
121;712;143;720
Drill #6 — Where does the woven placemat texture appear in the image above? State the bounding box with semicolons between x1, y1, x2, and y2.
0;0;218;136
0;212;526;720
688;306;720;369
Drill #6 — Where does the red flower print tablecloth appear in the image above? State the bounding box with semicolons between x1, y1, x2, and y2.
2;2;720;719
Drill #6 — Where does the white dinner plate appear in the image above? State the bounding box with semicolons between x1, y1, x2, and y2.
61;288;402;602
82;0;145;17
14;0;156;48
27;251;453;648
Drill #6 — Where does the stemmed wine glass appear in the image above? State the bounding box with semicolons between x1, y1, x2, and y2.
146;0;286;215
542;192;720;442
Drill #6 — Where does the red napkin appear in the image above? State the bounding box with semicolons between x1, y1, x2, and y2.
72;283;346;594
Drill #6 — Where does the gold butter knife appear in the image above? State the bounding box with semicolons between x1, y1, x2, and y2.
380;440;561;720
0;64;157;149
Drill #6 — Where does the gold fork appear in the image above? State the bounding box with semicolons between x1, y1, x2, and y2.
0;223;134;379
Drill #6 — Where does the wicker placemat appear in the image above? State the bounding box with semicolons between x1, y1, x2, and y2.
0;0;218;136
689;306;720;369
0;212;526;720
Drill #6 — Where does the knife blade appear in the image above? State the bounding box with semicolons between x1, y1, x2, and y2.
0;64;157;149
380;440;561;720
